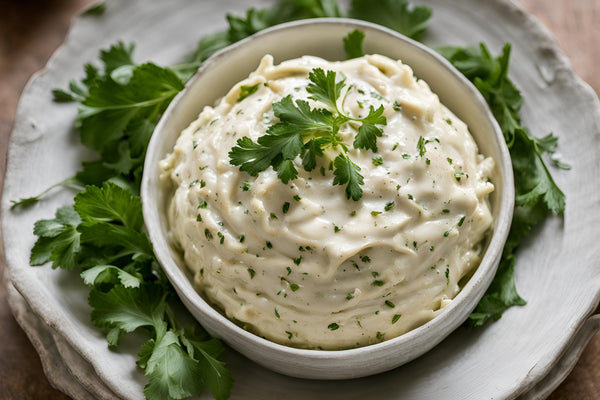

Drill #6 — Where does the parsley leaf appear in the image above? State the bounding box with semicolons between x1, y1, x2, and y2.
78;62;183;152
343;29;366;59
353;106;386;152
349;0;432;41
81;264;142;288
30;206;81;270
307;68;347;110
139;329;206;400
333;154;364;200
89;283;166;333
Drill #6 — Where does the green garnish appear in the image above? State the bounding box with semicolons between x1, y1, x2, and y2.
439;43;565;326
328;322;340;331
343;29;366;59
372;155;384;166
237;83;260;102
229;68;387;201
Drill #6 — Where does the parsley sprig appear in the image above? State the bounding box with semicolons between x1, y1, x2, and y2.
26;42;233;400
31;182;233;400
229;68;387;200
439;43;566;326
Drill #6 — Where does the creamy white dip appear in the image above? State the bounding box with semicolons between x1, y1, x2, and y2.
160;54;495;349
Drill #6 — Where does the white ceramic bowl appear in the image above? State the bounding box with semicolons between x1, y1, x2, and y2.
142;18;514;380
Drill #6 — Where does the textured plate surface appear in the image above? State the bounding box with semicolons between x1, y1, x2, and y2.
3;0;600;399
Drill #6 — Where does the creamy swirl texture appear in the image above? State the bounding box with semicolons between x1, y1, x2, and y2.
160;54;495;349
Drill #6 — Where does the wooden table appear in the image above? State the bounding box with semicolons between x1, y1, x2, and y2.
0;0;598;398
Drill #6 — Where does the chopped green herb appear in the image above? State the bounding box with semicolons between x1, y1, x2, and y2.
290;283;299;292
274;307;280;319
384;201;395;211
372;280;384;286
458;215;466;227
248;268;256;279
392;314;402;324
204;229;213;240
237;83;260;102
282;201;290;213
385;300;395;308
371;211;382;217
293;256;302;265
372;155;384;166
266;241;273;249
417;136;426;156
328;323;339;331
241;181;251;191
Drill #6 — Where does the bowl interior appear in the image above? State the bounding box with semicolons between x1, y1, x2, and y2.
142;18;514;379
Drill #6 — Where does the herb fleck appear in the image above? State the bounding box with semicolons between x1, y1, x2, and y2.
328;323;339;331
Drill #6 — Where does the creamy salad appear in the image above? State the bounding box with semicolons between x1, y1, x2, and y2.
160;54;495;349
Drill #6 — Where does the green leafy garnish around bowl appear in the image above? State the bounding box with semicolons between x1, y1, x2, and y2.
12;1;566;399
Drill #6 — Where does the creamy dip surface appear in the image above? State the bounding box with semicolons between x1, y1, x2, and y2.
160;54;495;349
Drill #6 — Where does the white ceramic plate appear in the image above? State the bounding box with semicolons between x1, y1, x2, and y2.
3;0;600;399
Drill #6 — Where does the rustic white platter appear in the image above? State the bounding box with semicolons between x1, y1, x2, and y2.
3;0;600;399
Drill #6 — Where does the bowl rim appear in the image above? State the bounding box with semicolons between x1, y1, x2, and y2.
142;17;514;372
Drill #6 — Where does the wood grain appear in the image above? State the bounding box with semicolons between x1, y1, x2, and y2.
0;0;598;399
